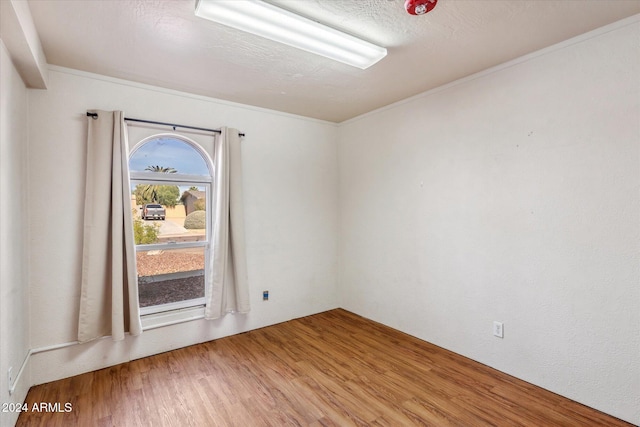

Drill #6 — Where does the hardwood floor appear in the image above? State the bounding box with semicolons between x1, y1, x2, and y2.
17;309;632;426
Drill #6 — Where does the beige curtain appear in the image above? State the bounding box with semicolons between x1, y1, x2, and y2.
78;110;142;342
206;127;250;319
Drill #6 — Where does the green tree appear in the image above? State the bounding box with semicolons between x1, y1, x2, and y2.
135;184;179;207
194;198;206;211
135;165;179;207
155;185;180;207
134;184;151;205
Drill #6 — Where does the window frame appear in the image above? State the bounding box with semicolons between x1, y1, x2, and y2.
129;133;215;317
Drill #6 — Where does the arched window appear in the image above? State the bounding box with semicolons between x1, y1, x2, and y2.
129;135;213;315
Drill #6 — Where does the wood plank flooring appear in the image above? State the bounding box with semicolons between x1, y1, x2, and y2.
16;309;632;426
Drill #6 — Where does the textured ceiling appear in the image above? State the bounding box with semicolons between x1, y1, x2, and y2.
27;0;640;122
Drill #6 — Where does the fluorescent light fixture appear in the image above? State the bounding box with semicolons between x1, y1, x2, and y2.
195;0;387;69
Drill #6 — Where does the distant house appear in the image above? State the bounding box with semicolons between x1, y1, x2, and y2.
180;190;206;216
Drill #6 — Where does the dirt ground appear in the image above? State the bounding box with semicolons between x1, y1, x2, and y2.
138;275;204;307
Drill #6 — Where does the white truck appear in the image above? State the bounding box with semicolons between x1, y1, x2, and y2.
141;204;166;220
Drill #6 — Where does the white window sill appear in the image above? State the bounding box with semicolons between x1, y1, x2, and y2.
141;305;205;331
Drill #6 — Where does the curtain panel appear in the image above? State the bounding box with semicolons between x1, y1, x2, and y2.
206;127;250;319
78;110;142;342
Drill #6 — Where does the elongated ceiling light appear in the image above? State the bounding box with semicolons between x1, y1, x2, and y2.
195;0;387;69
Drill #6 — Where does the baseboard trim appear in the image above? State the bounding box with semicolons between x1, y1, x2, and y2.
8;349;30;396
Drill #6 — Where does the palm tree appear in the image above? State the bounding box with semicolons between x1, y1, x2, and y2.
140;165;178;206
145;165;177;174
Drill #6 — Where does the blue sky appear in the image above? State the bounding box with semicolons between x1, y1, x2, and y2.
130;137;209;175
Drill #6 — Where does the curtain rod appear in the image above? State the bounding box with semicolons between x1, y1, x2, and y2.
86;112;245;137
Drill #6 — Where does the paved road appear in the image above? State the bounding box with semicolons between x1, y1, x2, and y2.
143;218;187;236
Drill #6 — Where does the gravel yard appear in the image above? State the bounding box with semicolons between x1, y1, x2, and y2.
136;250;204;276
136;250;205;306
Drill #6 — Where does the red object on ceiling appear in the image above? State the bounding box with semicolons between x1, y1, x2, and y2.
405;0;438;15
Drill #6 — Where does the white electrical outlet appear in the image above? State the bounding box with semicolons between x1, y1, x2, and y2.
493;321;504;338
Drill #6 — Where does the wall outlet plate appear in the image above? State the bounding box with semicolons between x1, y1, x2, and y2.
493;321;504;338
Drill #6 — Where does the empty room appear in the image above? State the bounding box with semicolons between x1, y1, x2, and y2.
1;0;638;426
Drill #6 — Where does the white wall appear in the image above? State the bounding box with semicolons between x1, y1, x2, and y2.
26;67;339;384
0;40;31;427
338;18;639;425
11;12;638;426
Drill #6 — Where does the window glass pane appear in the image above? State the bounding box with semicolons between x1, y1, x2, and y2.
129;135;212;315
137;247;205;308
130;137;209;176
131;185;208;246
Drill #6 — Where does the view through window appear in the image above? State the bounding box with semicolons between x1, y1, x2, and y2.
129;135;213;315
